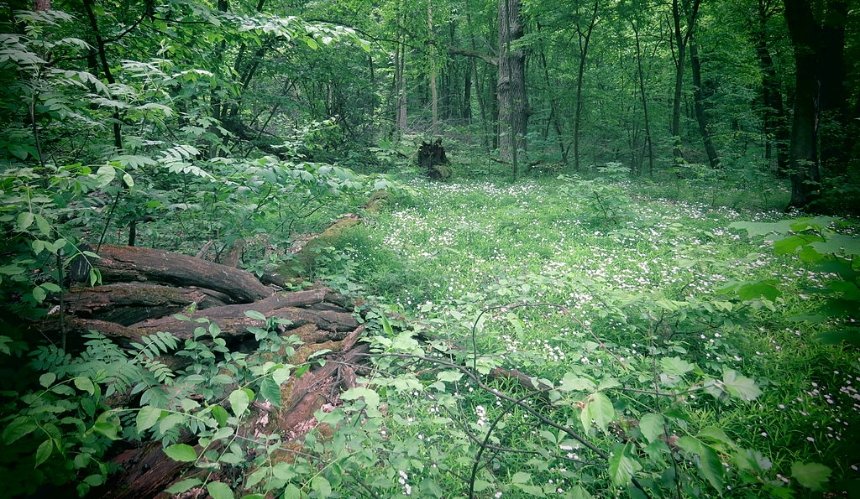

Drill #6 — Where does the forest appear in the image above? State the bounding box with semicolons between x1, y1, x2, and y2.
0;0;858;497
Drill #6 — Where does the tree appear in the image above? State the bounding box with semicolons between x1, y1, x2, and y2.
669;0;702;165
497;0;527;164
782;0;850;209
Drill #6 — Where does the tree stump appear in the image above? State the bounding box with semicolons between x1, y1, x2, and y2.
418;139;451;179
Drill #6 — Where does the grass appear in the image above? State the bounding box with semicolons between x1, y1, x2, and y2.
316;170;858;496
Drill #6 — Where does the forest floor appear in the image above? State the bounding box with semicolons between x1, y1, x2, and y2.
311;171;859;495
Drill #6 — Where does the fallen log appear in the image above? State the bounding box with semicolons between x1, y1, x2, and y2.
64;283;228;325
128;305;358;339
93;244;274;303
94;326;369;499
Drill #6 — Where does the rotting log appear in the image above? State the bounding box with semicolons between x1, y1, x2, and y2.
64;283;227;325
94;326;369;499
128;305;358;339
92;245;273;303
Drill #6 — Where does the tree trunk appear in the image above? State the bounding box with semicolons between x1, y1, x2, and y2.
688;36;720;168
536;23;568;164
669;0;701;167
64;283;228;325
428;0;439;136
753;0;789;176
497;0;527;164
395;1;408;135
632;21;655;176
783;0;822;209
572;0;599;172
92;245;274;303
817;0;848;177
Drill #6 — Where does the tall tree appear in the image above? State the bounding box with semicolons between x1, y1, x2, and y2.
669;0;701;165
782;0;850;209
752;0;789;175
688;31;720;168
497;0;527;163
572;0;600;171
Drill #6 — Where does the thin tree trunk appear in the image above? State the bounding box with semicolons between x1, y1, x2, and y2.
632;21;654;176
536;24;567;164
572;0;599;172
669;0;701;166
688;35;720;168
753;0;789;175
82;0;122;151
428;0;438;136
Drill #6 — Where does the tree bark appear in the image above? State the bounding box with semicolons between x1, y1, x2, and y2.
428;0;439;136
64;283;228;325
688;35;720;168
817;0;849;177
632;20;654;176
670;0;701;166
753;0;789;176
497;0;527;164
783;0;822;209
572;0;600;172
93;245;274;303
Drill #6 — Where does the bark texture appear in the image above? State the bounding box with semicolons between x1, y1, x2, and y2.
497;0;527;163
94;244;274;303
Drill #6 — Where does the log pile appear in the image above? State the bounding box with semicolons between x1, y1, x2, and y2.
45;243;369;497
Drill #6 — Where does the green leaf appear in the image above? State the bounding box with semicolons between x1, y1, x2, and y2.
311;476;331;497
16;212;34;231
811;234;860;256
583;392;615;433
95;165;116;188
74;376;95;395
722;370;761;401
136;406;162;432
122;173;134;187
791;462;831;491
206;481;234;499
2;417;37;443
32;286;47;303
567;485;594;499
559;372;596;392
340;387;380;412
511;471;531;484
229;388;250;417
164;443;197;462
165;478;202;494
639;413;664;443
244;310;266;321
272;366;291;385
260;377;282;407
39;372;57;388
697;445;725;492
437;370;464;382
736;280;781;301
34;439;53;468
608;443;642;487
34;214;51;236
211;405;229;427
660;357;694;376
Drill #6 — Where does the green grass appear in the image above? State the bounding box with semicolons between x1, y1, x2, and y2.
318;172;859;496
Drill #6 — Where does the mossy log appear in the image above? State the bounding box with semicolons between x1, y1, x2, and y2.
64;283;228;325
93;244;274;303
